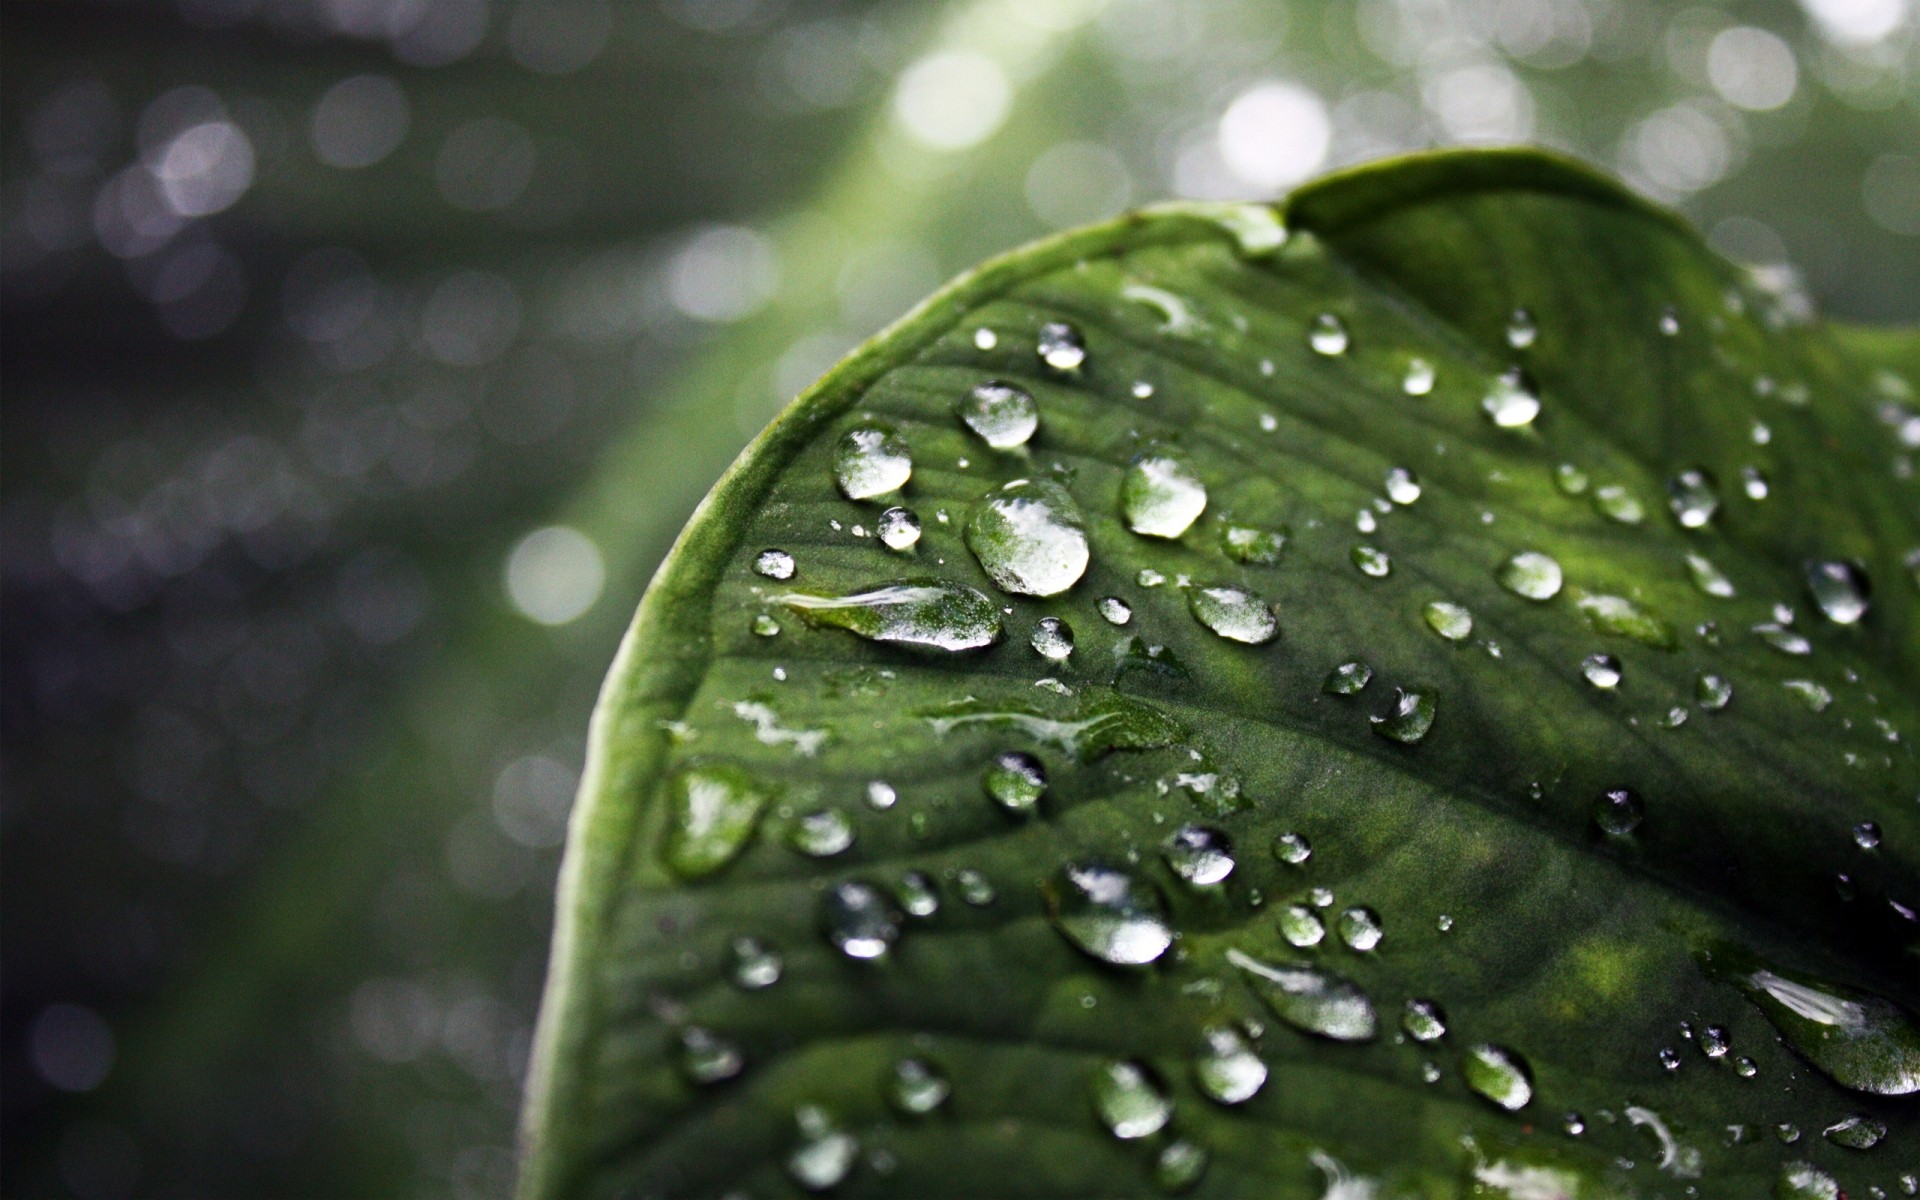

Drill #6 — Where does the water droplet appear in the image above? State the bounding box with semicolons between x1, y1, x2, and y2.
1576;593;1676;649
963;478;1090;598
1122;452;1208;538
1046;861;1173;965
1403;357;1436;396
1581;653;1622;689
1309;313;1350;355
896;871;940;918
1273;831;1313;864
725;935;783;991
1659;307;1681;336
1854;821;1881;850
973;327;997;350
1188;584;1278;645
1371;688;1435;744
1099;596;1132;625
1482;369;1540;427
1563;1111;1587;1136
1462;1044;1533;1110
1685;553;1735;598
821;880;901;960
1741;465;1769;500
1497;551;1563;601
1424;600;1474;641
1666;468;1719;529
1195;1026;1267;1104
1221;523;1287;565
790;808;854;857
1755;622;1812;655
1658;1046;1682;1071
1165;824;1235;885
1506;307;1537;348
1229;948;1378;1041
1593;484;1645;524
1805;559;1871;624
1384;467;1421;505
1436;913;1454;933
956;380;1039;449
662;764;772;880
878;506;921;551
1351;544;1391;577
782;581;1002;651
1777;1163;1840;1200
834;426;912;500
1593;788;1643;836
864;781;897;811
679;1026;743;1084
1136;567;1166;588
1278;904;1325;947
1783;679;1832;712
1090;1059;1171;1139
1699;1024;1730;1058
1020;619;1073;667
1696;673;1733;710
1403;998;1448;1042
1711;949;1920;1095
752;613;782;637
956;867;996;906
1037;321;1086;372
787;1106;857;1192
1323;661;1373;695
888;1057;951;1115
1154;1139;1209;1193
1553;462;1590;494
984;750;1047;815
1336;906;1383;951
754;548;796;580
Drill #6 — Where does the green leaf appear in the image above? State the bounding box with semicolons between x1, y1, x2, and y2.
520;150;1920;1200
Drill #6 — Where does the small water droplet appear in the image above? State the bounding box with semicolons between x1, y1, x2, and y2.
1165;824;1235;885
1351;544;1391;577
1099;596;1132;625
1336;906;1383;951
1695;672;1733;710
834;426;911;500
680;1026;743;1084
731;936;783;989
1581;653;1622;689
1553;462;1589;494
1273;831;1312;865
1593;484;1645;524
1090;1059;1171;1139
1659;1046;1682;1071
1188;583;1279;645
1666;468;1719;529
1371;688;1435;744
1659;307;1681;336
1122;452;1208;538
1564;1111;1587;1135
1482;369;1540;427
1221;522;1287;565
864;780;897;811
1384;467;1421;505
956;380;1039;449
782;581;1002;651
1424;600;1474;641
1229;948;1378;1041
754;548;796;580
984;750;1047;815
1593;788;1644;836
1805;559;1871;625
1046;861;1173;965
1031;615;1074;661
662;764;772;880
1194;1025;1266;1104
1783;679;1832;712
786;1106;857;1192
964;478;1089;598
1278;903;1325;947
878;506;921;551
1463;1044;1533;1110
752;613;782;637
1436;913;1454;933
790;808;854;857
956;866;996;906
1741;465;1769;500
1323;661;1373;694
1698;1024;1730;1058
1403;357;1436;396
1684;553;1735;598
888;1057;951;1115
1497;551;1563;600
1576;593;1676;649
896;870;939;918
1403;999;1448;1042
822;880;901;959
1154;1139;1208;1193
1037;321;1086;372
1506;307;1537;349
1854;821;1882;850
1755;622;1812;655
973;327;997;350
1309;313;1350;355
1136;567;1166;588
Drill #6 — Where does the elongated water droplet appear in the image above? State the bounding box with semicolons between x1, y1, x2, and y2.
1783;679;1832;712
1090;1060;1171;1139
1336;906;1383;951
787;1106;857;1192
789;808;854;857
956;867;995;906
1403;357;1436;395
1711;949;1920;1095
1273;831;1312;864
1666;468;1719;529
1188;583;1278;645
1099;596;1132;625
1805;559;1870;624
1371;688;1435;744
1122;452;1208;538
1483;369;1539;427
782;581;1002;651
1351;544;1391;577
822;880;901;960
754;548;796;579
1497;551;1562;600
957;380;1039;448
834;426;911;500
1755;622;1812;655
1402;998;1448;1042
865;780;897;811
984;750;1047;815
1229;948;1378;1041
1684;552;1735;598
1506;307;1537;349
1323;661;1373;694
888;1058;951;1115
1593;788;1643;836
1195;1026;1266;1104
1279;903;1325;947
1384;467;1421;505
662;764;772;880
1221;522;1287;565
1424;600;1474;641
965;478;1089;598
1046;861;1173;965
1593;484;1645;524
731;936;783;989
1037;321;1086;372
1463;1044;1533;1110
1823;1114;1886;1149
1576;593;1676;649
878;506;921;551
1582;653;1622;689
1309;313;1349;355
1030;615;1074;661
1165;824;1235;885
679;1026;743;1084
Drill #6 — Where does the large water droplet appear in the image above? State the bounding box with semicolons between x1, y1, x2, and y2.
1221;522;1287;565
679;1026;743;1084
1046;861;1173;965
1371;688;1435;744
1482;369;1540;427
1335;906;1383;951
782;581;1002;651
878;506;921;551
662;764;772;880
1402;998;1448;1042
1823;1113;1887;1149
1195;1026;1267;1104
1278;903;1325;947
1165;824;1235;885
1122;452;1208;538
786;1106;857;1192
1463;1044;1533;1110
1351;544;1391;578
1229;948;1378;1041
1581;653;1622;689
1309;313;1350;355
956;380;1039;448
754;548;796;579
1037;321;1086;372
964;478;1090;598
1030;615;1075;661
1090;1060;1171;1139
888;1058;951;1115
1424;600;1474;641
1666;468;1719;529
1805;559;1870;625
822;880;901;960
1497;551;1562;600
984;750;1047;815
1711;950;1920;1095
834;426;911;500
1593;788;1644;836
1188;584;1278;645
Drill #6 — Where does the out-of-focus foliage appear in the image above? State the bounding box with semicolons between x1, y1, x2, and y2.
1;0;1915;1197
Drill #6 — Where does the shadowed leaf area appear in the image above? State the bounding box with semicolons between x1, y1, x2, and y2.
521;150;1920;1200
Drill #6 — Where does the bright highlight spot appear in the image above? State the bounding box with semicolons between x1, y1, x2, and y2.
1217;82;1330;193
505;526;604;625
893;51;1012;150
1707;27;1799;111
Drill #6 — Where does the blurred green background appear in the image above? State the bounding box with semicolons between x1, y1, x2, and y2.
2;1;1914;1196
